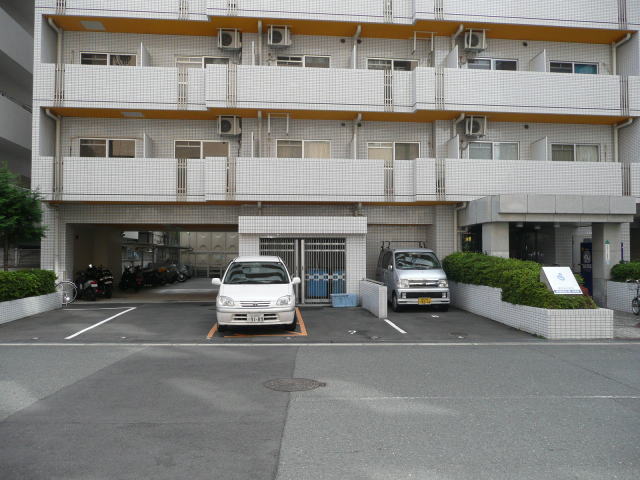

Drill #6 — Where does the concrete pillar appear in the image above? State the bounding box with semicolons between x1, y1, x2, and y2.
433;205;455;259
482;222;510;258
40;204;70;280
592;223;623;306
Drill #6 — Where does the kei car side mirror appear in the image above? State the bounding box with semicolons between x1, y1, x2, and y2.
291;277;301;285
211;278;222;286
388;265;393;270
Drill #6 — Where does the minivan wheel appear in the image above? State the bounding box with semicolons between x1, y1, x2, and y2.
391;293;402;312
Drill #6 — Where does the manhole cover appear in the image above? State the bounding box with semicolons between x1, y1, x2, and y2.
263;378;326;392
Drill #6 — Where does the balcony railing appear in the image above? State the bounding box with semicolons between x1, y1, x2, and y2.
39;1;631;30
34;156;624;203
36;64;628;118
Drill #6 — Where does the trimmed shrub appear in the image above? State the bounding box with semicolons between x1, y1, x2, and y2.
443;252;596;310
0;269;56;302
610;262;640;282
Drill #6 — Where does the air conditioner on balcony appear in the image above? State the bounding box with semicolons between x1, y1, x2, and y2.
219;116;241;135
267;26;292;47
463;29;487;52
218;29;242;50
465;116;487;137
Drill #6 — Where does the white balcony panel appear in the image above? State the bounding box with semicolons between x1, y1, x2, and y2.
233;158;385;202
393;160;415;201
32;156;54;200
205;65;227;105
392;70;416;112
58;65;205;111
36;0;207;21
0;7;33;73
629;77;640;117
0;95;31;151
630;164;640;198
207;0;399;24
229;66;388;112
204;157;227;201
415;159;438;201
445;159;622;201
445;70;621;116
415;68;437;111
428;0;620;29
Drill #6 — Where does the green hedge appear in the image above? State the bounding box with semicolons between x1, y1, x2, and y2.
443;252;596;310
0;269;57;302
610;262;640;282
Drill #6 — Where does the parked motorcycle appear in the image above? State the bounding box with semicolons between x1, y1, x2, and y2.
120;265;143;292
177;264;191;282
87;264;114;299
74;269;98;301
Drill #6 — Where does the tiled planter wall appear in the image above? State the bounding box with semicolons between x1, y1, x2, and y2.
606;281;636;314
0;292;62;325
450;281;613;339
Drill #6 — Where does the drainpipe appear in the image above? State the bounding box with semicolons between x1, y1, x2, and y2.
451;113;465;137
47;18;62;63
453;202;468;252
613;118;633;164
611;33;632;75
45;109;62;184
257;21;262;66
352;113;362;159
451;24;464;51
352;25;362;69
257;110;262;157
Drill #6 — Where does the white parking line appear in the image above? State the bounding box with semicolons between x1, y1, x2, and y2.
384;319;407;334
64;307;137;340
65;307;134;311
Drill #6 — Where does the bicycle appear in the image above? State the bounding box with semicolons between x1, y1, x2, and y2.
56;280;78;306
629;279;640;315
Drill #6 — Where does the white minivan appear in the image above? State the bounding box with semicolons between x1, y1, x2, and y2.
212;256;301;330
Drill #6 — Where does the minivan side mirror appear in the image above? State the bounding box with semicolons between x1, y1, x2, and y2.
211;278;222;286
291;277;301;285
387;265;393;270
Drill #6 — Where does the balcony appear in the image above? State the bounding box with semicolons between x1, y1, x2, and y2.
443;69;622;118
37;156;623;204
629;77;640;117
0;95;31;151
207;65;417;114
36;0;208;21
35;64;206;111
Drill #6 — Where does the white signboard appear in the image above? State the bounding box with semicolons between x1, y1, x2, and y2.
540;267;582;295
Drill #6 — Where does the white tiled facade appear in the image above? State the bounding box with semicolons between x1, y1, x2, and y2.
32;1;640;304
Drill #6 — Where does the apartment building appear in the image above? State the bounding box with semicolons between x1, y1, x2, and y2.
1;0;33;186
33;1;640;304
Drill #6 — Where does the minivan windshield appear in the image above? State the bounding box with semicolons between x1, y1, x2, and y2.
394;252;440;270
224;262;290;284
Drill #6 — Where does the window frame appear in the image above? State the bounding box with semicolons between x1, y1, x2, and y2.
367;141;421;161
367;57;418;71
79;138;136;158
549;61;599;74
550;143;600;162
276;55;331;68
80;52;138;66
174;140;229;159
467;57;518;71
176;56;230;69
468;141;520;161
275;139;332;159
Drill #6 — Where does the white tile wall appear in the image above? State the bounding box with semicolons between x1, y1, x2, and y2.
606;280;637;314
0;292;62;325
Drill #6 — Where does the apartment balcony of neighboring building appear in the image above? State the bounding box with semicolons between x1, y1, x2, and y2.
36;0;639;34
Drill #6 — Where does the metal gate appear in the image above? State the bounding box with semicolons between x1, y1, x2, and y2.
259;237;346;304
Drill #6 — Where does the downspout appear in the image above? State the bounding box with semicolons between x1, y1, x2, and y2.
451;24;464;50
45;108;62;188
352;25;362;69
352;113;362;159
257;21;262;66
611;33;631;75
453;202;468;252
613;118;633;164
47;18;62;63
451;113;465;137
45;107;62;278
257;110;262;157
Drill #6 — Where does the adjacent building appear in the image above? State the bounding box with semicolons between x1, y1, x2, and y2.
33;1;640;304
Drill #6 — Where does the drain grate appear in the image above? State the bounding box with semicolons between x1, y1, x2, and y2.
263;378;326;392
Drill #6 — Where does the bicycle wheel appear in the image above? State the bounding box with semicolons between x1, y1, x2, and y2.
632;298;640;316
56;281;78;306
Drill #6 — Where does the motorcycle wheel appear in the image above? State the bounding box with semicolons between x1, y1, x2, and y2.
85;289;97;301
105;288;113;299
177;273;186;283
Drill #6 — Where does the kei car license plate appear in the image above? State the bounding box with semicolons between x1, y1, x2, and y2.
417;297;432;305
248;314;264;322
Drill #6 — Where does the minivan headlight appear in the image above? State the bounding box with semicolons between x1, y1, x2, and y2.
217;295;235;307
398;279;410;289
276;295;292;306
438;279;448;288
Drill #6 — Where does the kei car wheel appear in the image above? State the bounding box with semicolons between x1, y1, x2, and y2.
391;292;402;312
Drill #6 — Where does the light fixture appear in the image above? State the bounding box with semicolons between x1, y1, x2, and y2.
533;225;541;231
122;111;144;118
515;222;524;228
80;20;105;31
553;222;560;228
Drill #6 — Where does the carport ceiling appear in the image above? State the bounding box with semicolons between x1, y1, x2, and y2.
80;224;238;232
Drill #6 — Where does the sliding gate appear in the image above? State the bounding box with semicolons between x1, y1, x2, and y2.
259;237;346;304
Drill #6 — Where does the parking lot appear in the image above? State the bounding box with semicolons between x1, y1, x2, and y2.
0;300;542;345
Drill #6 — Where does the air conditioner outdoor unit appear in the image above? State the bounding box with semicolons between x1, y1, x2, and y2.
267;26;292;47
219;116;241;135
218;29;242;50
463;29;487;52
465;116;487;137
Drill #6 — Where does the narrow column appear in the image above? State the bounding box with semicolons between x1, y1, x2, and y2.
482;222;510;258
592;222;623;305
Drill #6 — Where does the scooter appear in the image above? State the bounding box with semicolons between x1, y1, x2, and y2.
119;265;140;292
75;269;98;301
